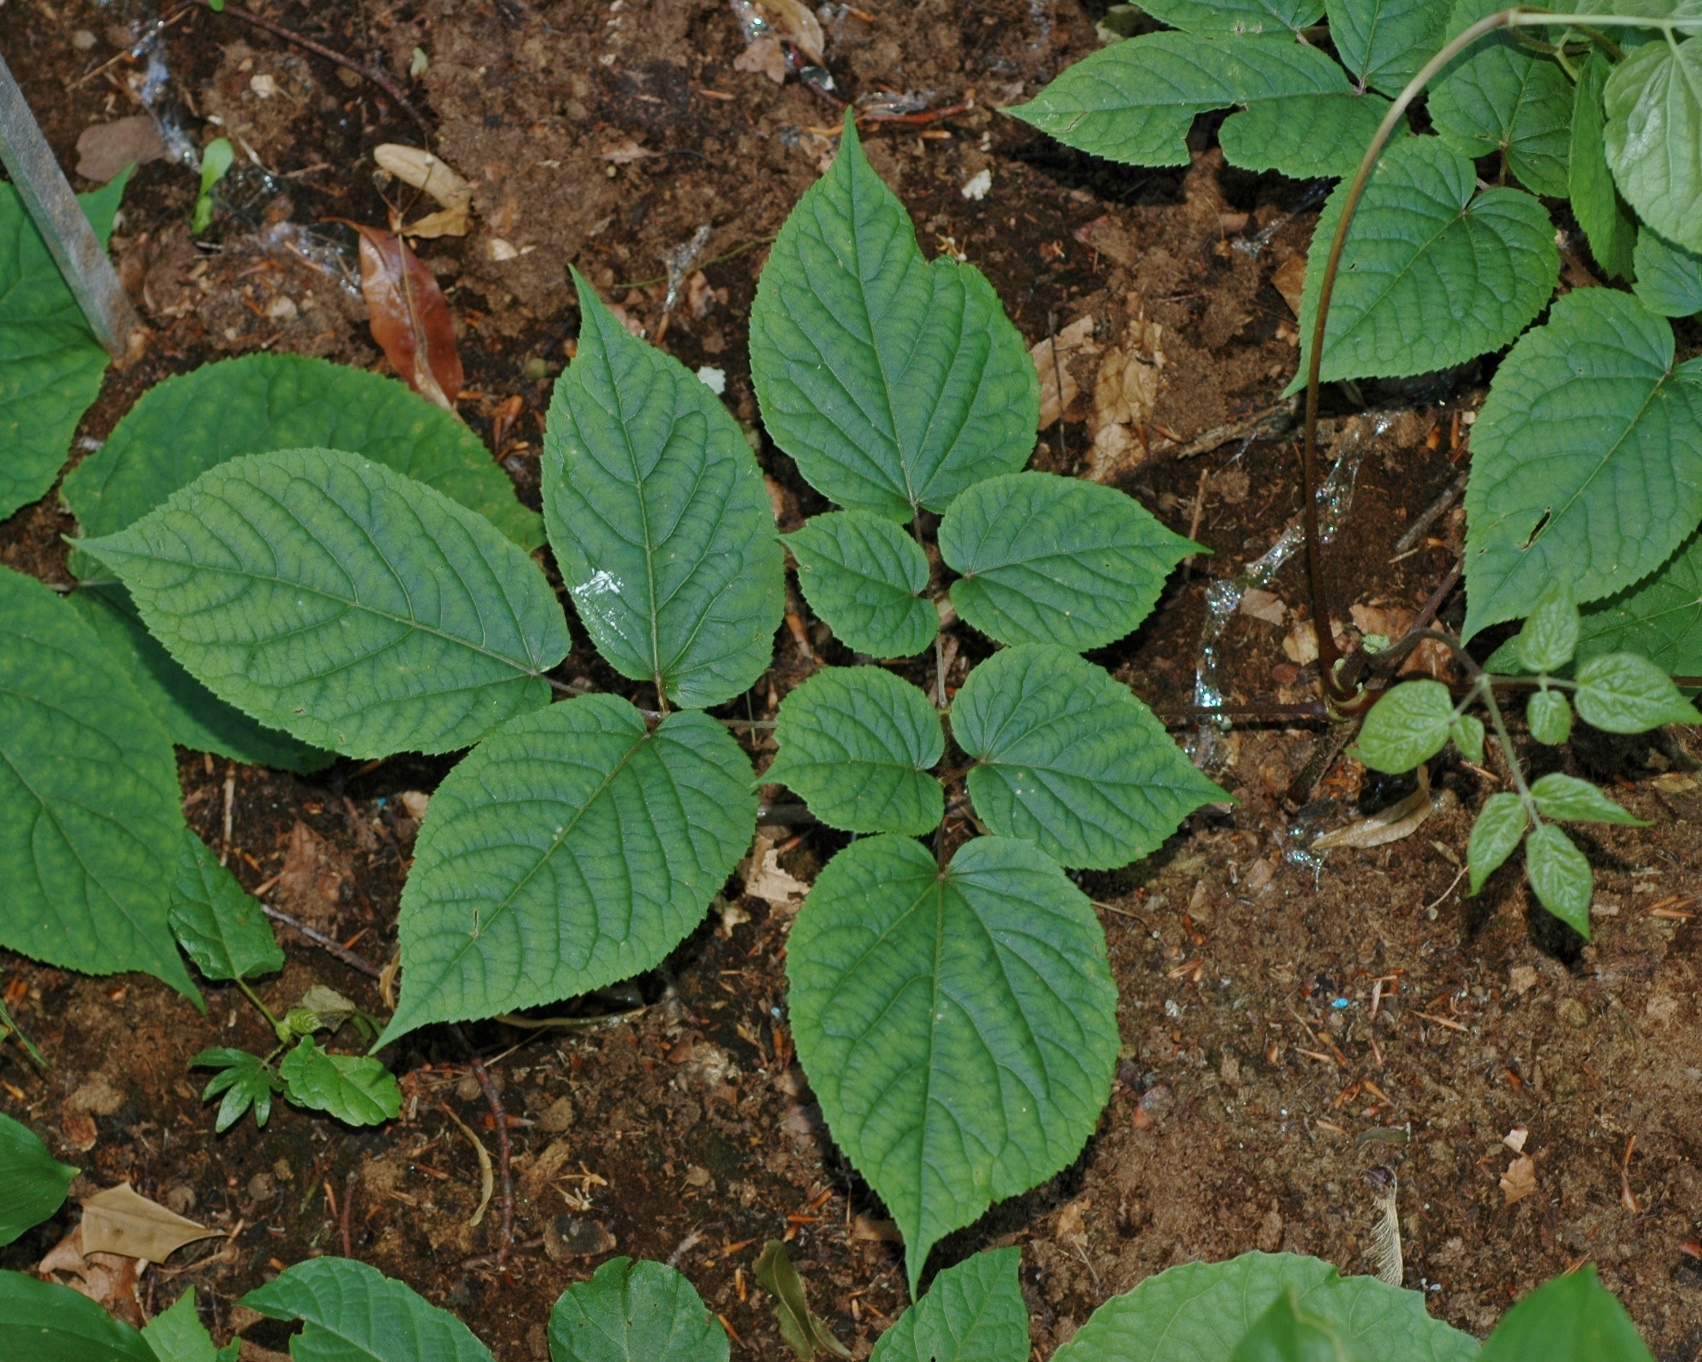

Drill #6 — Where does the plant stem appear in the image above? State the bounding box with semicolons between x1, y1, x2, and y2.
236;975;281;1030
450;1025;515;1271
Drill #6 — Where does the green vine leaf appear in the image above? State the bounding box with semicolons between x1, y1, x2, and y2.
787;834;1118;1297
784;511;938;659
1527;691;1574;746
0;566;198;1001
378;696;755;1047
1575;530;1702;677
1462;290;1702;639
1529;774;1645;826
241;1256;494;1362
1479;1264;1653;1362
1324;0;1450;97
547;1257;728;1362
0;1270;158;1362
277;1038;400;1127
1468;793;1529;895
169;830;284;983
1516;582;1581;674
750;114;1037;521
1524;824;1593;936
869;1249;1028;1362
1604;37;1702;255
81;449;568;759
1348;679;1454;774
1138;0;1324;34
952;646;1226;870
0;1113;77;1245
1632;228;1702;318
192;1048;283;1133
766;668;944;836
1290;135;1557;391
938;472;1199;651
1571;51;1638;282
1573;651;1702;731
546;273;783;708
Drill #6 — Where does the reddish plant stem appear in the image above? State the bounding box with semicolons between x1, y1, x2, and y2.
340;1169;356;1259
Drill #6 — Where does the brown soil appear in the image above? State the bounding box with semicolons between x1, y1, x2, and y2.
3;2;1701;1359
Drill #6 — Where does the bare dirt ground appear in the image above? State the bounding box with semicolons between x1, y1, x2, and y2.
3;1;1700;1358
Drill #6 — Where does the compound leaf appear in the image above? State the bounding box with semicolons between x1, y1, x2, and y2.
1573;651;1702;730
869;1249;1028;1362
1575;529;1702;676
62;352;541;551
1139;0;1324;33
1530;774;1645;826
954;646;1225;869
546;273;783;708
141;1288;220;1362
0;1113;76;1245
80;449;568;759
378;696;754;1046
240;1256;494;1362
787;834;1119;1297
0;566;197;1000
1325;0;1451;95
1291;136;1557;390
1461;290;1702;638
1527;690;1574;745
1051;1251;1477;1362
1516;582;1581;673
1219;92;1402;181
1347;679;1454;774
751;115;1037;521
1525;824;1593;936
169;830;284;982
1450;714;1485;766
0;1270;158;1362
1571;51;1638;282
766;668;944;836
1479;1264;1653;1362
191;1049;282;1133
277;1039;400;1127
547;1257;727;1362
1468;792;1529;894
938;472;1197;651
1603;37;1702;254
1633;228;1702;317
785;511;937;659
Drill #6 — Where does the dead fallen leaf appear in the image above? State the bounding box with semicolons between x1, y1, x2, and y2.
75;115;169;183
601;139;660;165
81;1182;221;1262
374;144;472;238
743;835;809;911
1030;315;1098;429
1312;767;1445;851
1503;1126;1529;1153
1271;254;1308;316
60;1111;97;1153
276;820;349;927
1282;618;1349;666
37;1223;145;1326
398;791;430;820
733;35;788;83
1238;588;1287;626
1056;1198;1090;1240
1500;1154;1537;1206
849;1214;901;1243
1508;965;1538;996
349;224;464;410
762;0;826;63
717;896;752;938
1085;295;1165;483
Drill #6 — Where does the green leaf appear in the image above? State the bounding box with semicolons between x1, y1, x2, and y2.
1632;227;1702;317
1051;1251;1478;1362
65;582;330;773
766;668;944;835
0;1113;76;1244
1516;582;1581;673
1325;0;1450;95
1527;690;1573;745
1574;530;1702;676
547;1257;728;1362
784;512;937;659
1468;792;1529;894
869;1250;1028;1362
1525;823;1593;935
169;831;284;982
1461;290;1702;638
1138;0;1324;33
378;696;755;1046
1430;0;1571;198
0;176;126;521
1450;714;1485;765
0;566;198;1000
1571;51;1637;282
0;1270;158;1362
1347;679;1454;774
1290;136;1557;392
1479;1264;1653;1362
277;1039;400;1127
1603;37;1702;254
753;1241;851;1361
787;834;1119;1296
1009;33;1371;174
938;472;1197;651
545;272;783;708
142;1289;220;1362
62;352;541;552
1530;774;1646;826
953;646;1226;869
750;114;1038;520
191;1049;281;1133
240;1257;494;1362
80;449;568;759
1574;651;1702;731
1219;92;1403;181
1228;1289;1363;1362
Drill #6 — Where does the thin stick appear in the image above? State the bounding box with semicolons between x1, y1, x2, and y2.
340;1170;356;1259
450;1026;515;1270
1391;470;1470;556
1047;310;1067;466
260;905;383;978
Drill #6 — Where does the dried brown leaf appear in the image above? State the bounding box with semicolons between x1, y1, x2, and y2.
743;835;809;911
1030;315;1098;429
80;1182;220;1262
1500;1154;1537;1206
350;224;463;410
1085;296;1165;482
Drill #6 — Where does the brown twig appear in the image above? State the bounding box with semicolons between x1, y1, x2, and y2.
340;1169;356;1258
259;905;382;978
450;1025;515;1271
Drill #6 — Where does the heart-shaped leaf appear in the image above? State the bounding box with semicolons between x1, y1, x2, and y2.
378;696;755;1047
1462;290;1702;638
1324;0;1451;96
169;830;284;982
939;472;1197;651
1604;37;1702;255
785;512;937;659
547;1257;728;1362
546;273;783;709
1633;228;1702;318
1137;0;1323;34
750;114;1037;520
1229;1290;1363;1362
1571;51;1637;282
1219;91;1401;181
1575;530;1702;677
277;1039;400;1127
869;1250;1028;1362
766;668;944;835
0;1114;77;1245
241;1257;494;1362
952;646;1226;869
787;834;1118;1296
81;449;569;759
141;1287;224;1362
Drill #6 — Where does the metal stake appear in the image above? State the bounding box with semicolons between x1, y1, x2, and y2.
0;49;141;356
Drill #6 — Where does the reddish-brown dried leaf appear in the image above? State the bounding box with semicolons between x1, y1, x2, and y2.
349;223;463;409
